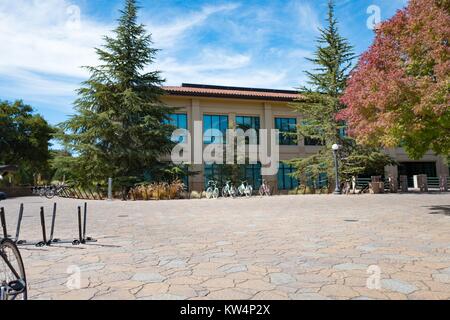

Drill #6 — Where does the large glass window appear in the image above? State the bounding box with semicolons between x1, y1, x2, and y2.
204;164;226;189
242;163;262;189
165;113;188;143
236;116;260;144
204;115;228;144
277;163;299;190
275;118;297;145
338;121;348;138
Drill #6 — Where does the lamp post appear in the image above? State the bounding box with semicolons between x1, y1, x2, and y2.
332;144;341;195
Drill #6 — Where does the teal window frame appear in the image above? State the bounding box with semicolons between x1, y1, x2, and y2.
236;116;260;144
204;164;226;189
277;163;299;190
165;113;188;143
275;118;297;146
242;163;262;189
203;115;228;145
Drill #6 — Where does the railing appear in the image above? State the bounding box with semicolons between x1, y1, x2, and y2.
355;178;371;189
59;186;105;200
427;177;440;189
426;176;450;189
355;176;450;192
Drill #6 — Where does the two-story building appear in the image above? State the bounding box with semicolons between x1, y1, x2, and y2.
162;83;449;193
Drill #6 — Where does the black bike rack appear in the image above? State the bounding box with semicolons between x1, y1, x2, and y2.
9;202;97;247
1;207;8;238
78;203;97;244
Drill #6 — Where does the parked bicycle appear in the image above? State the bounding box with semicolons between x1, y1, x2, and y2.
32;186;46;197
222;181;238;198
259;179;271;196
205;181;220;199
33;185;68;199
238;181;253;198
0;239;28;300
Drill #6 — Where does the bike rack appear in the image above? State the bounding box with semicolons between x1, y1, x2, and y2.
79;203;97;244
15;207;50;247
1;207;8;238
11;202;97;247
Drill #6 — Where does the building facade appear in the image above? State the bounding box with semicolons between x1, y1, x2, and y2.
162;83;449;192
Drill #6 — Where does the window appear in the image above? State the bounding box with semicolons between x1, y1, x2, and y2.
242;163;262;189
182;166;190;191
236;116;260;144
277;163;299;190
275;118;297;145
165;114;188;143
338;121;348;138
204;164;225;189
204;115;228;144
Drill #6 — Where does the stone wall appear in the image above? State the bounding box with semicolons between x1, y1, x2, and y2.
0;187;33;198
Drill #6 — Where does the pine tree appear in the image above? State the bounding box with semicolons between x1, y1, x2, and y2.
59;0;174;187
289;0;395;190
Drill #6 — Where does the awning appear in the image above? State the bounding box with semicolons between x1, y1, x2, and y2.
0;165;19;173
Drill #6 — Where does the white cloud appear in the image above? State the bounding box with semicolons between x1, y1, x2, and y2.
0;0;111;79
295;2;322;34
165;68;289;89
149;3;240;49
0;0;241;107
156;48;289;89
0;0;318;116
158;48;251;73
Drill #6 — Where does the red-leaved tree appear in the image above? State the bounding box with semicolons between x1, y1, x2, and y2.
339;0;450;159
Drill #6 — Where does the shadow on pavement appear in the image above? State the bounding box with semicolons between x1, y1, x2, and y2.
425;205;450;216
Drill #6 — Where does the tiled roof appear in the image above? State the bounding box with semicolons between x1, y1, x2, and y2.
163;84;302;102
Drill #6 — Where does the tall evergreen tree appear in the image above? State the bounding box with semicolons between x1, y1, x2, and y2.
289;0;395;190
59;0;174;186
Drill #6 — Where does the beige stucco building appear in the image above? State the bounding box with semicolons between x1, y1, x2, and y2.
162;83;449;192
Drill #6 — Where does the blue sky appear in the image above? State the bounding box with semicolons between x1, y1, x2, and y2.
0;0;408;125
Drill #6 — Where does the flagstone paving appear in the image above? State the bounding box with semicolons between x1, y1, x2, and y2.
1;194;449;300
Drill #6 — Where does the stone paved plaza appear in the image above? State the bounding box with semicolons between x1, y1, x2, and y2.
1;194;450;300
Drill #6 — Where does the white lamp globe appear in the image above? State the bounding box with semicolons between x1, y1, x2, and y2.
332;144;340;151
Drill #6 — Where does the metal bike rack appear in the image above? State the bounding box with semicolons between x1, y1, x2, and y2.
45;203;81;246
1;207;8;238
15;207;50;247
78;203;97;244
2;203;97;248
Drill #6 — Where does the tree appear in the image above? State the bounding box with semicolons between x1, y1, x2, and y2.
0;100;54;185
289;0;395;189
339;0;450;159
59;0;175;187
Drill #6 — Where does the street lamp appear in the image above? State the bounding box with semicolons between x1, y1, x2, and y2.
332;144;341;195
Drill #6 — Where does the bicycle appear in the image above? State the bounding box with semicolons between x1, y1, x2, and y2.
47;184;71;199
238;181;253;198
32;186;47;197
205;181;220;199
222;181;238;198
259;179;271;196
0;239;28;300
